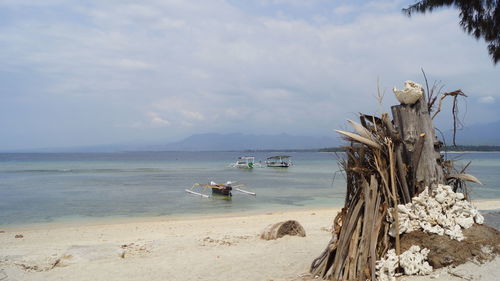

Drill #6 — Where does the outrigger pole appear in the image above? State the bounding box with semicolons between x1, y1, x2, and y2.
185;182;256;198
185;189;210;198
234;187;256;196
230;182;257;196
185;183;210;198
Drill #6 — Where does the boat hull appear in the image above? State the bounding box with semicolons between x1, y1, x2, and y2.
211;187;232;196
234;163;253;169
266;162;291;168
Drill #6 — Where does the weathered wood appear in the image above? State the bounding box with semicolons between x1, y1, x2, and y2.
260;220;306;240
355;179;371;279
391;96;445;193
347;217;362;280
388;140;401;256
310;234;339;277
356;176;378;280
369;196;383;281
331;196;364;280
395;144;411;203
382;113;411;203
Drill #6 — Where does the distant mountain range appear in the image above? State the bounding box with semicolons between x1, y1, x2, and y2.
442;120;500;146
6;120;500;153
12;133;340;153
151;133;339;151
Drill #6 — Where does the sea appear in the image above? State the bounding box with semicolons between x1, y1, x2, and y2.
1;151;499;226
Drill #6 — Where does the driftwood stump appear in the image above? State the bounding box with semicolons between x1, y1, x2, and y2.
391;96;445;195
310;90;448;280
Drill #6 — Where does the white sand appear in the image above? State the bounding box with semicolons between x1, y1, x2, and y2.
0;207;339;281
0;200;498;281
401;256;500;281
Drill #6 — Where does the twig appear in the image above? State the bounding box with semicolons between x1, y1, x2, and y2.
431;89;467;119
421;68;432;111
376;77;385;114
387;139;400;255
447;270;473;280
459;161;472;174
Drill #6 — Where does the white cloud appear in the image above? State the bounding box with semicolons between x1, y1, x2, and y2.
478;96;495;104
334;5;356;15
113;59;156;70
258;0;319;7
156;17;186;29
0;0;499;149
147;112;170;127
182;110;205;121
0;0;65;6
364;0;402;11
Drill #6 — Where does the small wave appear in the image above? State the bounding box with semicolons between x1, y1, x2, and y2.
8;168;165;174
13;169;76;173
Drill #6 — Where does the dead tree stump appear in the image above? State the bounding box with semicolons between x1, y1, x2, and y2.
391;96;445;196
310;84;448;280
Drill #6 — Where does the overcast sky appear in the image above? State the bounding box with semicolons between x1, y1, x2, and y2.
1;0;499;150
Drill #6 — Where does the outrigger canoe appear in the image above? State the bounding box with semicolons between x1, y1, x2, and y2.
265;155;292;167
185;181;256;198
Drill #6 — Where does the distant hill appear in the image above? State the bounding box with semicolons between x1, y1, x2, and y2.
442;120;500;146
441;145;500;152
8;133;340;152
155;133;339;151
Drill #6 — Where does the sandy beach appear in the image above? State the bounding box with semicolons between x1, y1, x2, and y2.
1;200;499;281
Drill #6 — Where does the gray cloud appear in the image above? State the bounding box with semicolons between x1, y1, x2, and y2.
0;0;499;150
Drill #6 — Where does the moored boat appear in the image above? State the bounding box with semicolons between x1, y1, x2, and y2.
208;181;233;196
186;181;256;198
265;155;292;167
230;156;255;169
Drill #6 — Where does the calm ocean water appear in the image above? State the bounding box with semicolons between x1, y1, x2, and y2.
0;151;499;225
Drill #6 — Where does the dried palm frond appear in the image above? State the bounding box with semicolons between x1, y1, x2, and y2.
347;119;373;139
447;173;482;185
335;130;381;149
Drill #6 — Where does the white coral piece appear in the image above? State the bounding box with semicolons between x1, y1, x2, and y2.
420;221;445;236
393;80;423;105
475;212;485;224
387;184;483;241
444;224;464;241
399;246;433;276
455;215;474;229
376;249;400;281
376;246;433;281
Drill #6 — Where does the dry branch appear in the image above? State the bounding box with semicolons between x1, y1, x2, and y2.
431;90;467;120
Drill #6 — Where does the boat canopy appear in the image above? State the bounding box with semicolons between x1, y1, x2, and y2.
267;155;291;160
238;156;255;160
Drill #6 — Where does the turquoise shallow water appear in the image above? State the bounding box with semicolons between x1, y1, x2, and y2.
0;151;499;225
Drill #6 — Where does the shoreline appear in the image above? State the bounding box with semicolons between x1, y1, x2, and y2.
2;199;499;231
1;200;499;281
0;205;344;231
444;151;500;153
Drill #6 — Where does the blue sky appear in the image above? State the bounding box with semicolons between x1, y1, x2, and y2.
1;0;499;150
